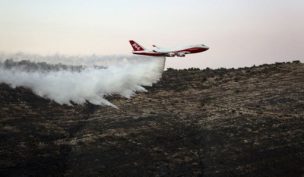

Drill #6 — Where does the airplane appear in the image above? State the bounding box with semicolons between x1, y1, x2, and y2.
129;40;209;57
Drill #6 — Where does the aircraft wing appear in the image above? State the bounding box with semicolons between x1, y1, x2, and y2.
152;44;183;53
151;48;190;57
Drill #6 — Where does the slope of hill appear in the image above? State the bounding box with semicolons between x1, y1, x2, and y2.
0;61;303;177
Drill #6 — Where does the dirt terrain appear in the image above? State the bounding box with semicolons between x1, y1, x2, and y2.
0;61;303;177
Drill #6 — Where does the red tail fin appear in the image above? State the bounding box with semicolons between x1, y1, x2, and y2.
129;40;145;51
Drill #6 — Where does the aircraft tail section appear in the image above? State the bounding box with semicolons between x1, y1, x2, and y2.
129;40;145;51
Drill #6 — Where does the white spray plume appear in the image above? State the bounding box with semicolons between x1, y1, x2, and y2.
0;54;166;108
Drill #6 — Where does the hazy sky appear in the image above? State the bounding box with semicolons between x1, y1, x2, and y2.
0;0;303;68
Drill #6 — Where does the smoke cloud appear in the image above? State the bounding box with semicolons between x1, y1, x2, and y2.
0;54;165;108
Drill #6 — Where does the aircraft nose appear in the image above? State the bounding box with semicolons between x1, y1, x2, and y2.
202;44;209;50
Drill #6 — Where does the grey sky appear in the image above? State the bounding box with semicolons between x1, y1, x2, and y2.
0;0;303;68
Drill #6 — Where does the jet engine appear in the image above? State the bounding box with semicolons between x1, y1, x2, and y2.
176;52;186;57
167;53;176;57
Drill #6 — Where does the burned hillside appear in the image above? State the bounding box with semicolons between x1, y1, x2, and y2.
0;61;304;177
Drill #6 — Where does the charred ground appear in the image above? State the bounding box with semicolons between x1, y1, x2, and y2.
0;61;304;177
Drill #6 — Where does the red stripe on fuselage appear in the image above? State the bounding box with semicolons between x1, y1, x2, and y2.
133;52;166;57
177;47;208;54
